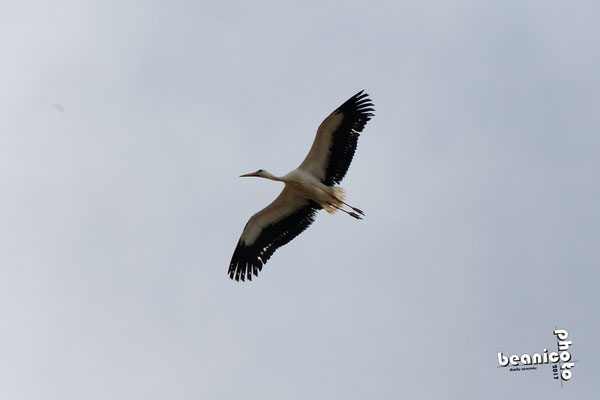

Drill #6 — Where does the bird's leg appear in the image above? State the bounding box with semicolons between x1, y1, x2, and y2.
329;203;362;220
340;201;364;216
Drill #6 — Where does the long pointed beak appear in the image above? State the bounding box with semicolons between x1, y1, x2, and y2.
240;171;260;177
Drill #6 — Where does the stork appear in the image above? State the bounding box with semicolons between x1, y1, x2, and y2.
229;90;375;281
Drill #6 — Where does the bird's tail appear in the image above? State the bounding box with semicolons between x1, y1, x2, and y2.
323;186;345;214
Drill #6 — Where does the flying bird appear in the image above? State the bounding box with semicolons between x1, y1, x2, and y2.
229;90;375;281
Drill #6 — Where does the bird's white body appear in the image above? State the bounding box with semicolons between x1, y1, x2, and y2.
238;169;344;247
229;91;374;281
279;169;343;211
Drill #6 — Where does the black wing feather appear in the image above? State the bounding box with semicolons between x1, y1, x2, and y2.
228;201;322;282
323;90;375;186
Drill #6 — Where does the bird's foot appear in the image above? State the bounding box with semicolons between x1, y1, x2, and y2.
349;212;362;220
351;207;364;216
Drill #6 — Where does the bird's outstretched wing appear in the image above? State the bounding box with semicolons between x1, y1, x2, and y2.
229;188;322;281
299;90;375;185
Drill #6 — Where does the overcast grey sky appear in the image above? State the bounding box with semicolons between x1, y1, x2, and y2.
1;1;598;399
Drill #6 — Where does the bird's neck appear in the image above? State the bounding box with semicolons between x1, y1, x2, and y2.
262;171;283;182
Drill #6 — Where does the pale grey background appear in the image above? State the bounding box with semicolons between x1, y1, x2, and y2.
1;1;598;398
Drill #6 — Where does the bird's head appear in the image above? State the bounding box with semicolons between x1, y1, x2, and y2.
240;169;266;178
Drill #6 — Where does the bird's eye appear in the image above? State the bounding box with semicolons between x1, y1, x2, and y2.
257;169;263;173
